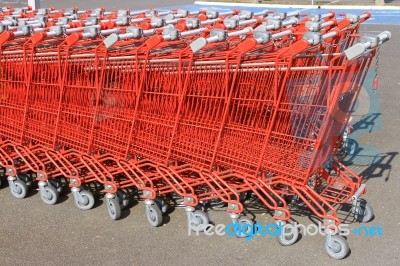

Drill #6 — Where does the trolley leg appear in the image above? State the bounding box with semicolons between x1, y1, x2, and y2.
104;193;121;221
275;211;299;246
71;186;95;211
38;180;59;205
324;230;349;260
230;213;254;238
351;198;374;223
350;184;374;222
229;212;239;223
7;175;28;199
144;199;163;227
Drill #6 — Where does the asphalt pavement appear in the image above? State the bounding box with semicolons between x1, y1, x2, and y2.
0;1;399;265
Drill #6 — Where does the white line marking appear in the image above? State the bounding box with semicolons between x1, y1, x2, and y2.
328;0;342;5
194;1;400;10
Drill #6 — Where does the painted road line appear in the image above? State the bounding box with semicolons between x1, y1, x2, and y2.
194;1;400;10
162;4;400;25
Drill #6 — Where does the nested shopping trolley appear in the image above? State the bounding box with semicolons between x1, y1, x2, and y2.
0;6;391;260
91;24;390;259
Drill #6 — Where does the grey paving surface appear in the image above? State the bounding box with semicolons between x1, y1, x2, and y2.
0;1;399;265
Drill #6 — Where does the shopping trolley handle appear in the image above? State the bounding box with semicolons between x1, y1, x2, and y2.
164;9;190;20
271;29;293;40
200;18;222;26
190;31;224;53
56;17;71;26
8;25;32;38
185;18;200;29
310;11;335;22
300;30;339;46
18;20;46;29
238;10;254;20
258;19;281;31
150;17;165;28
96;16;130;27
104;24;182;49
345;13;361;24
19;16;48;25
282;17;298;27
142;9;158;17
28;26;65;44
165;18;181;25
0;18;18;27
116;9;129;16
103;26;157;48
359;12;371;21
64;24;100;33
224;16;259;30
377;31;391;43
268;11;287;20
287;10;301;18
180;27;208;38
63;7;78;15
305;21;322;32
0;23;14;33
85;16;101;26
253;9;270;17
65;25;119;46
11;7;27;15
190;26;258;53
157;10;174;17
345;31;391;60
305;19;336;33
206;10;235;19
189;10;201;16
255;17;296;33
245;27;294;47
223;10;254;26
321;19;337;29
161;26;181;41
253;30;271;45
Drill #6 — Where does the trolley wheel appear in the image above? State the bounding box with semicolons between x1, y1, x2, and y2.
18;173;33;188
325;235;349;260
277;223;299;246
9;179;28;199
235;216;253;238
155;196;168;215
116;190;130;210
353;200;374;223
106;197;121;221
189;210;209;232
40;185;59;205
74;190;95;211
347;139;358;157
48;179;63;194
145;204;163;227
